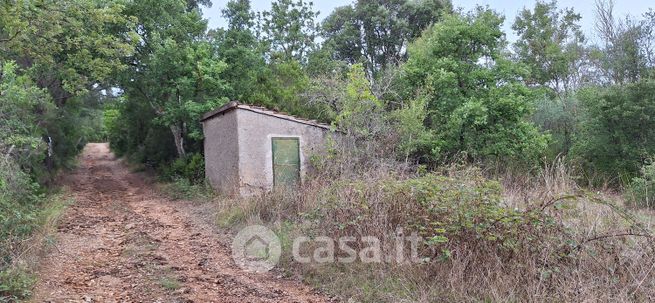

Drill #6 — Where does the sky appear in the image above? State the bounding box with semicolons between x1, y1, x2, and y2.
202;0;653;43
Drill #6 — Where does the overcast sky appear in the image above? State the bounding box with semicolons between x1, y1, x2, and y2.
202;0;653;43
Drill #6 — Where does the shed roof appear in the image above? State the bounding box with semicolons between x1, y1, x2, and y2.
201;101;331;130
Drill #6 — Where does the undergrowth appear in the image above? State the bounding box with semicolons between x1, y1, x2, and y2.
215;162;655;302
0;190;70;302
159;178;215;202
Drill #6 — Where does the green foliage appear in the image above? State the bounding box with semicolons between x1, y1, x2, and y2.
211;0;267;103
594;1;654;85
571;81;655;181
532;95;579;157
626;160;655;209
263;60;311;115
260;0;320;62
322;0;452;76
389;173;554;252
160;153;205;184
0;61;51;174
402;9;549;166
296;170;570;266
113;0;230;161
0;162;41;244
386;96;437;162
0;265;35;301
0;147;64;303
512;0;585;93
334;64;384;139
1;0;132;176
0;0;136;100
0;62;53;280
0;1;127;297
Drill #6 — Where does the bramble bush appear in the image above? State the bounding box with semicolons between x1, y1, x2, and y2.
217;159;654;301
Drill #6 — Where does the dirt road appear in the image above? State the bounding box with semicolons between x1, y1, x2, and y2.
31;143;329;303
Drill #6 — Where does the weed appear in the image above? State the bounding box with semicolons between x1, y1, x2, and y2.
626;160;655;209
159;276;181;291
0;265;34;302
160;178;215;202
212;162;655;302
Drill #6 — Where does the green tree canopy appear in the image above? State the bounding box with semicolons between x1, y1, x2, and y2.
512;0;586;94
403;9;548;165
322;0;452;77
119;0;229;157
210;0;266;102
572;81;655;181
259;0;320;62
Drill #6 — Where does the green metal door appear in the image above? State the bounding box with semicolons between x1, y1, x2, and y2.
272;137;300;187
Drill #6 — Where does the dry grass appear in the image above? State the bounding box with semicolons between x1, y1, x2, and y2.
211;156;655;302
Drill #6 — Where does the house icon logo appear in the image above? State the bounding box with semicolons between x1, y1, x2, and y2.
231;225;281;273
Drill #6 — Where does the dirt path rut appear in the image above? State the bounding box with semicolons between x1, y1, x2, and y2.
31;143;329;303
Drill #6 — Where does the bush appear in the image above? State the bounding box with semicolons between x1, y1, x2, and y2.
572;82;655;182
217;158;655;301
0;159;64;302
626;160;655;209
160;153;205;184
532;95;580;158
299;170;569;264
401;11;549;167
0;266;35;301
104;98;177;165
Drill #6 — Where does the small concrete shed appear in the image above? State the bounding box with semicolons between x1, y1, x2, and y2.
201;101;330;196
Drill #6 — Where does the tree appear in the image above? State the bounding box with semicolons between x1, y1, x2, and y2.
1;2;135;288
512;0;586;94
512;1;587;155
259;0;320;62
593;0;654;84
335;64;385;139
321;6;362;64
402;9;548;165
261;60;311;116
572;82;655;181
211;0;267;102
322;0;452;77
1;0;136;171
120;0;229;157
1;0;135;105
0;61;52;174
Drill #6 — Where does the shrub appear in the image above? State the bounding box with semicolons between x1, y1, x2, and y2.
0;146;84;302
160;153;205;184
532;95;580;158
626;160;655;209
218;160;655;301
301;170;570;264
401;11;549;167
0;266;35;302
572;82;655;182
159;177;215;201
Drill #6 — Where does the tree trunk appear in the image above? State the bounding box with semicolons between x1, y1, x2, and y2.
170;124;186;157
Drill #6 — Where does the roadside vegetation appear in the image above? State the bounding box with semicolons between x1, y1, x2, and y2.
2;0;655;301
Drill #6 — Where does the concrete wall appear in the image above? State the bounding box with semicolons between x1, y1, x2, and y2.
235;109;327;196
202;109;240;195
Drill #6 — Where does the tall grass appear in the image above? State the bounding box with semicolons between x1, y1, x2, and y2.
215;156;655;302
